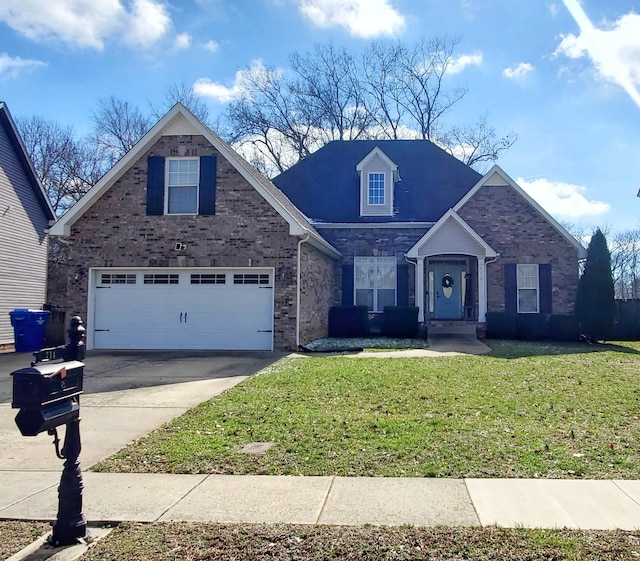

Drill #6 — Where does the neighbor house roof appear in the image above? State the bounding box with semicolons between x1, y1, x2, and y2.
272;140;483;223
0;102;55;222
49;104;340;259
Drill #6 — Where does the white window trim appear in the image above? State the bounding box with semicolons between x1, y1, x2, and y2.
517;264;539;314
165;157;199;215
354;256;397;312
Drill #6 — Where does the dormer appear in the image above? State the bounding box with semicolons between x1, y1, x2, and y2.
356;147;399;217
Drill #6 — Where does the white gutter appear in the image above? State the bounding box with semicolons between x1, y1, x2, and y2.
296;233;310;349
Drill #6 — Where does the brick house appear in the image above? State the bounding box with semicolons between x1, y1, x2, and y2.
272;140;586;332
50;104;585;351
49;104;340;351
0;102;55;348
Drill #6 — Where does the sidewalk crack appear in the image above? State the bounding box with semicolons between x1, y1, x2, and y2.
315;476;336;525
156;474;209;521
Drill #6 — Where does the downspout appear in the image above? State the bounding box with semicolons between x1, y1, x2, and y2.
296;233;310;349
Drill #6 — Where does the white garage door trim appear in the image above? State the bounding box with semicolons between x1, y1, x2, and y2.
87;267;274;351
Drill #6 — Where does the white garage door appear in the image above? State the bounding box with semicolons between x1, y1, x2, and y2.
91;268;274;350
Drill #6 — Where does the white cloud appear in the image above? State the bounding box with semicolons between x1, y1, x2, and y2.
447;53;483;74
0;0;171;51
503;62;534;79
517;177;611;219
194;61;270;103
124;0;171;48
203;39;219;53
296;0;405;38
0;52;46;79
556;1;640;107
173;32;192;50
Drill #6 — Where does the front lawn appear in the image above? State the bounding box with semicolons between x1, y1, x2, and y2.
94;340;640;479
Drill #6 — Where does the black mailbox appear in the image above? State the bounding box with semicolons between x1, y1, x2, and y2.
12;361;84;408
12;361;84;436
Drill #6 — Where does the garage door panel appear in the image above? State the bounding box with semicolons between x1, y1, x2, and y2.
92;269;273;351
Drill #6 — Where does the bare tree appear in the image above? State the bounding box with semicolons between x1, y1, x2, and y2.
610;228;640;299
151;82;211;125
392;38;466;141
226;63;318;175
290;43;375;143
17;116;105;215
443;115;517;171
223;38;516;175
93;96;152;164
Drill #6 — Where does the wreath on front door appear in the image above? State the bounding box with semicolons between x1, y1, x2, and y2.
442;274;454;289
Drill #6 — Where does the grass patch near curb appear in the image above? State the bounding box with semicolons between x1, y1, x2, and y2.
79;523;640;561
0;521;50;560
94;340;640;478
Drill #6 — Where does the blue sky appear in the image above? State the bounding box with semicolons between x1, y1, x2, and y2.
1;0;639;234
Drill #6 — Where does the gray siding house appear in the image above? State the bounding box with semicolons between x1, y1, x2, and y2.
0;102;55;347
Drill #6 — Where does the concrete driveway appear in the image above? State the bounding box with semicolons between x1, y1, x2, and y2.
0;350;283;471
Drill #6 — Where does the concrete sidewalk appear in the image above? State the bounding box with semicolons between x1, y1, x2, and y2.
2;472;640;530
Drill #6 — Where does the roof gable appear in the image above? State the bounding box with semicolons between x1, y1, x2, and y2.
356;147;398;177
407;209;497;258
272;140;482;224
49;104;339;258
0;102;55;221
455;165;587;259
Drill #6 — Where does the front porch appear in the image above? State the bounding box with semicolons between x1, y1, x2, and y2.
406;209;498;327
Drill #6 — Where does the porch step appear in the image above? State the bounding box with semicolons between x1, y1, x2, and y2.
428;321;478;337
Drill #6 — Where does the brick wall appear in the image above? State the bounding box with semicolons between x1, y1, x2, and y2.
458;185;581;314
61;134;326;350
298;242;340;344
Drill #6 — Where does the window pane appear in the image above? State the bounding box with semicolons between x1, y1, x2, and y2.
355;289;374;310
355;262;375;289
428;271;435;313
168;185;197;214
377;289;396;311
168;159;198;186
368;173;385;205
517;264;538;289
377;264;396;289
518;288;538;313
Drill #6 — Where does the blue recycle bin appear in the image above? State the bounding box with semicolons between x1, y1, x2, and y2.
9;309;50;352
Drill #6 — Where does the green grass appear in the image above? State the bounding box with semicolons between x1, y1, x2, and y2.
94;340;640;478
79;523;640;561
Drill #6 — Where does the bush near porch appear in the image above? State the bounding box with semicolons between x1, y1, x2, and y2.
328;305;420;339
94;340;640;479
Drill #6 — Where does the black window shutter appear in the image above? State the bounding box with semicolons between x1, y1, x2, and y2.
504;263;517;313
539;264;552;314
199;155;217;215
397;263;409;306
146;156;165;215
341;264;354;305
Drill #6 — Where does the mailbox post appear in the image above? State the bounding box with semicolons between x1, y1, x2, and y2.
11;316;89;546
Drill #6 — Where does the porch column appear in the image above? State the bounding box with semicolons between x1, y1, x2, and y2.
416;258;425;322
478;256;487;322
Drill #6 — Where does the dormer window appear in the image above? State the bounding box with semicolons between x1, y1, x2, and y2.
368;173;385;205
356;147;399;217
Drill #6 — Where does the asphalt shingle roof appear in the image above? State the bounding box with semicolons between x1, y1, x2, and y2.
272;140;483;223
